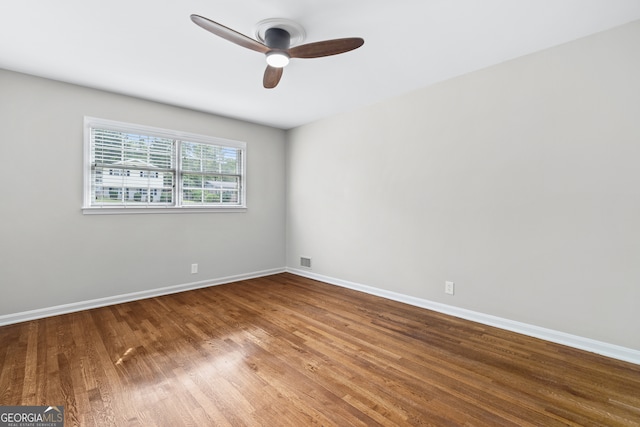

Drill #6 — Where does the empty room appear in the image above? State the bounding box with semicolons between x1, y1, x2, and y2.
1;1;639;425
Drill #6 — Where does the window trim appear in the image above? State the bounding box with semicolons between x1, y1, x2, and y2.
82;117;247;214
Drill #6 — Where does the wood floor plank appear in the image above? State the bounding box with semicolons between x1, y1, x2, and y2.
1;273;639;426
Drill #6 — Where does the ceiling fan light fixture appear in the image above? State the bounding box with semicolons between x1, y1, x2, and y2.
266;51;290;68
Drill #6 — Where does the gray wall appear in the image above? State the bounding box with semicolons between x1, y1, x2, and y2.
0;69;286;314
286;21;640;350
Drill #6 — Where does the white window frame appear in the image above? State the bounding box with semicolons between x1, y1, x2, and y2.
83;117;247;214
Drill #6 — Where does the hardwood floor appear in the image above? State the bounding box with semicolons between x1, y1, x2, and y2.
1;273;639;426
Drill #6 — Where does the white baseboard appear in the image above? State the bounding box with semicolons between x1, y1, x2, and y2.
287;268;640;366
0;268;285;327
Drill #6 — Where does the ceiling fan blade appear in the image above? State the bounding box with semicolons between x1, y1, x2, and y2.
191;14;269;54
288;37;364;59
263;66;284;89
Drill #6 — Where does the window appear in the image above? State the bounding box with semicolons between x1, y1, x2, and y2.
83;117;246;214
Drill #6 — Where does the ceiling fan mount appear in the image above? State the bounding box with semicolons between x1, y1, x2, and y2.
190;14;364;89
254;18;306;47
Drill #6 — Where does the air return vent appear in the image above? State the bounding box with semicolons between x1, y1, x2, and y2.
300;257;312;268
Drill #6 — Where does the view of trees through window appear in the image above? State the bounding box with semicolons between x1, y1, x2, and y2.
181;142;241;205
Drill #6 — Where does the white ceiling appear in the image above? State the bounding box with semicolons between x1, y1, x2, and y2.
1;1;639;129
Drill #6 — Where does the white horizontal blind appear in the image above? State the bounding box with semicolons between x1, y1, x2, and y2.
91;128;175;206
181;141;243;206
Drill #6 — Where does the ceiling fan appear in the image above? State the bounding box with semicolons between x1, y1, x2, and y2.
190;14;364;89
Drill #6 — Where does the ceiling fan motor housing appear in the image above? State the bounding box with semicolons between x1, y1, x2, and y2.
265;28;291;50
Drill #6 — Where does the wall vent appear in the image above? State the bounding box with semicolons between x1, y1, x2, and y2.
300;257;312;268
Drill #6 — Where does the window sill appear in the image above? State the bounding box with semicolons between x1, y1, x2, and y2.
82;206;247;215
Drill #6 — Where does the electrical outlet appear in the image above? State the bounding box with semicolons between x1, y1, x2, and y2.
191;263;198;274
445;281;455;295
